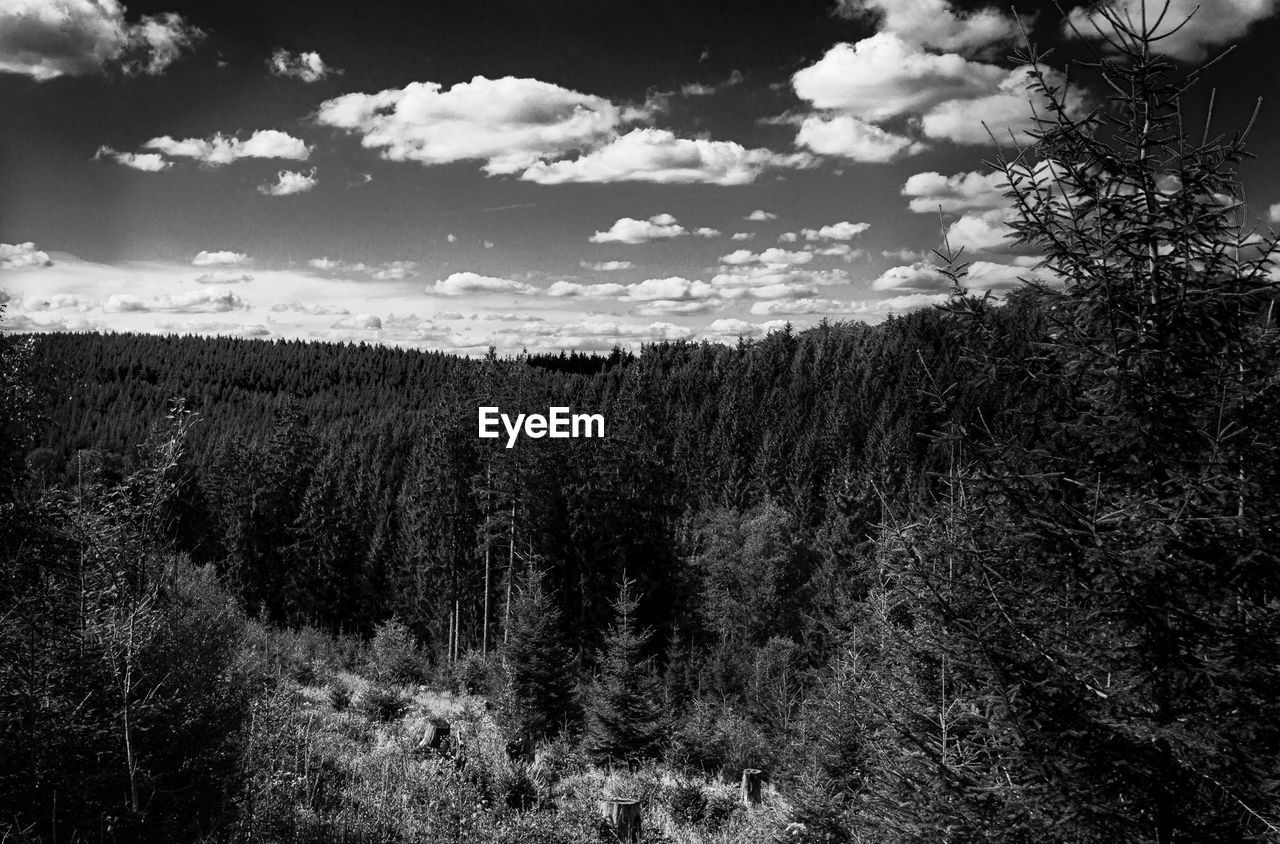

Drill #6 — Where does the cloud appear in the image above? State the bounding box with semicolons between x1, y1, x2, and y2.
746;209;777;221
945;209;1013;250
622;277;715;301
519;319;696;351
0;312;100;333
192;250;249;267
711;266;849;300
194;271;253;285
694;227;722;238
634;300;716;316
267;48;338;82
431;272;537;296
965;260;1036;292
731;232;755;241
548;281;628;298
0;0;202;81
103;287;248;313
921;66;1082;145
590;213;687;244
270;302;350;315
1066;0;1280;62
795;114;924;162
750;292;946;316
799;221;870;241
317;76;622;175
705;318;764;337
331;313;383;330
720;247;814;267
580;260;634;271
790;33;1085;158
793;34;1005;122
155;320;272;338
94;146;171;171
258;168;317;196
373;261;417;280
520;128;809;185
871;262;952;293
308;257;341;270
902;169;1007;212
17;293;91;311
903;168;1020;251
0;242;54;269
141;130;311;166
834;0;1020;55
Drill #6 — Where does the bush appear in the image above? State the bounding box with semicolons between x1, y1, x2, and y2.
359;683;407;723
454;648;499;695
328;678;353;711
664;780;708;825
494;760;539;812
369;616;427;685
667;699;770;779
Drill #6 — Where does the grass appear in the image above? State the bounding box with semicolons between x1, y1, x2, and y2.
234;666;798;843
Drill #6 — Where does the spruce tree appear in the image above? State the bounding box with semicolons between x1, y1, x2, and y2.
880;4;1280;840
585;577;666;764
501;565;577;743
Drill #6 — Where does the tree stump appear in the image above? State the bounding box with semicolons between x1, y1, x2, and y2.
741;768;763;807
599;798;641;842
419;718;450;751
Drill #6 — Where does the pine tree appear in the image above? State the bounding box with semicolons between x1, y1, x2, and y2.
884;4;1280;839
585;577;666;764
501;565;577;743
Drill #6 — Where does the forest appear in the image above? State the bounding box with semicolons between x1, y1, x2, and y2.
3;12;1280;844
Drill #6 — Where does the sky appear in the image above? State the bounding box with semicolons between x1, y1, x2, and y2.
3;0;1280;353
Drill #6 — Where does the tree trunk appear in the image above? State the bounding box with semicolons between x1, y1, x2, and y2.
420;718;451;751
598;798;641;842
741;768;763;807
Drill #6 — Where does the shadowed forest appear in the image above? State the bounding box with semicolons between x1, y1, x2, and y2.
4;13;1280;844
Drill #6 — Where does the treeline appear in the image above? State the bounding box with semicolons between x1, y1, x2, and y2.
25;300;1030;663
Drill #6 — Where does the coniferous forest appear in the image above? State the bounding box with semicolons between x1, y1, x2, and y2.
4;12;1280;844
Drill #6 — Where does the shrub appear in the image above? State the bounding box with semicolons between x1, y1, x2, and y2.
667;698;769;779
494;760;539;812
328;678;353;711
359;683;407;723
454;648;499;695
664;780;708;825
368;616;427;685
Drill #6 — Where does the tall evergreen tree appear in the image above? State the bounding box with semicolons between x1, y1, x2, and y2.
501;565;577;743
585;577;666;764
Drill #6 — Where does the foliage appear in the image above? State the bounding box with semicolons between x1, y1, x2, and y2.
499;566;579;744
584;578;668;764
369;615;428;685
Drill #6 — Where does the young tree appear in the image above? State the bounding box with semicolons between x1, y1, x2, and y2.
500;565;577;744
585;577;666;764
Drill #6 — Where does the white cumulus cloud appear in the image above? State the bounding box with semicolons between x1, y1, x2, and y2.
141;130;311;166
0;242;54;269
192;250;249;267
520;128;809;185
259;168;318;196
267;48;338;82
94;146;171;171
431;272;537;296
316;76;621;175
590;213;687;244
0;0;202;81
